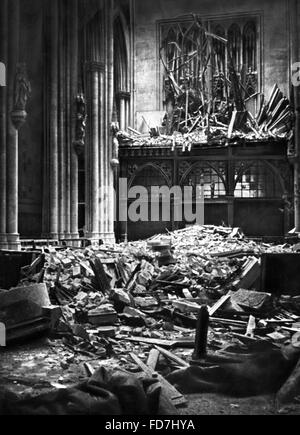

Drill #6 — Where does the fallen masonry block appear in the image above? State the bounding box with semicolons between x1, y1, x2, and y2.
232;257;261;290
88;306;118;326
110;288;132;307
87;326;117;338
230;289;272;313
0;283;57;343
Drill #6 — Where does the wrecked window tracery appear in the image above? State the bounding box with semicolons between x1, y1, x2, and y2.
234;161;283;199
160;16;259;135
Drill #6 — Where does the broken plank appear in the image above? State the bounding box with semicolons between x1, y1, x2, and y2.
155;346;189;368
281;326;300;333
130;352;186;408
208;294;231;316
209;317;247;327
118;336;195;349
117;336;175;348
147;348;160;371
83;362;95;377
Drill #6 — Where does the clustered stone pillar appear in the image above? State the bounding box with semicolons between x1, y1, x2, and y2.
43;0;79;243
6;0;22;250
0;0;30;250
48;0;59;240
105;0;116;243
0;0;8;249
70;0;79;242
86;62;102;240
291;0;300;232
118;91;131;131
85;0;115;244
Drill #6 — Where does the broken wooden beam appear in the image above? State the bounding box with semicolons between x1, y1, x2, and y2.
208;294;231;316
154;346;189;368
147;349;160;371
130;352;187;409
117;336;195;349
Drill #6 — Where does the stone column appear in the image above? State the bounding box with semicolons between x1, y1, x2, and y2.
86;62;101;240
70;0;79;242
48;0;59;239
104;0;115;243
291;0;300;231
0;0;8;249
58;0;66;239
6;0;21;250
119;97;126;130
84;0;115;244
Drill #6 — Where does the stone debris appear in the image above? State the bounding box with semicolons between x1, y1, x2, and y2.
1;225;300;410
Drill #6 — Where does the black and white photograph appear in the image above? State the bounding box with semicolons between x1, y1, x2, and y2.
0;0;300;418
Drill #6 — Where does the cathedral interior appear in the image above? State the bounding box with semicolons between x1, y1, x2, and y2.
1;0;300;417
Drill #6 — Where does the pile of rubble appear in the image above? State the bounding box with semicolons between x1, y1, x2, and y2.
39;225;291;305
16;225;300;352
117;83;294;150
1;225;300;412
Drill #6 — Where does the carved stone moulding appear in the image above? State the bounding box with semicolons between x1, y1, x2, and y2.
110;158;120;169
10;109;27;130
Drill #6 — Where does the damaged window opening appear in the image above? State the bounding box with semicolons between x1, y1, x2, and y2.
159;15;259;136
234;161;283;199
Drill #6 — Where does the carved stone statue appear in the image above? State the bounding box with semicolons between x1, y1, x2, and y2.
75;93;87;145
13;63;31;112
111;122;120;169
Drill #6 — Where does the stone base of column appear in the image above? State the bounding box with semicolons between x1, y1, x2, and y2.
85;232;103;247
47;233;59;240
100;232;116;245
69;232;80;247
6;233;21;251
0;234;8;250
61;232;71;240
